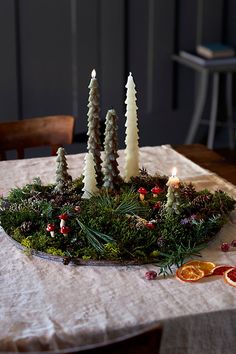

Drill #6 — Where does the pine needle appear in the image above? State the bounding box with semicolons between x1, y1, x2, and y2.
76;218;115;254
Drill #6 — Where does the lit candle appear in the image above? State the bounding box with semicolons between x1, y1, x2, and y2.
124;72;139;182
166;168;180;214
87;69;103;186
166;167;180;189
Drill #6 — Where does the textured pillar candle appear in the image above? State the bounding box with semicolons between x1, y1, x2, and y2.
82;153;99;199
166;168;180;214
124;73;139;182
87;69;103;186
166;168;180;189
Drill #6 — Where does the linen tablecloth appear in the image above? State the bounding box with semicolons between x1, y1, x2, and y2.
0;145;236;353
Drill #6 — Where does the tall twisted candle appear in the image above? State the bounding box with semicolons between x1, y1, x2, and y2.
81;152;99;199
102;109;120;189
124;73;139;182
87;69;103;185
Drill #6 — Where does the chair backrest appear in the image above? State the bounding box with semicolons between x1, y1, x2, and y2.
72;324;162;354
0;115;75;160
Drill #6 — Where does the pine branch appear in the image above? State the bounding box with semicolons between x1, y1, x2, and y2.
157;241;205;276
76;218;115;254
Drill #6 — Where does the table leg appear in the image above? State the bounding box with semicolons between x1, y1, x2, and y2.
185;71;209;144
207;73;219;149
226;73;235;150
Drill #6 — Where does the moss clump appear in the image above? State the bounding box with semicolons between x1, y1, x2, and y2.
46;247;65;257
21;237;32;249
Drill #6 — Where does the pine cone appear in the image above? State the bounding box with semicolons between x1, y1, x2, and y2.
19;221;33;234
181;184;197;201
156;236;166;249
53;195;65;206
139;167;148;177
192;194;212;209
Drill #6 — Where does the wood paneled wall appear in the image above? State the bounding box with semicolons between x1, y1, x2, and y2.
0;0;235;150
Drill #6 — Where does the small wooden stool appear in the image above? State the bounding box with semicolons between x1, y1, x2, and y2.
173;54;236;150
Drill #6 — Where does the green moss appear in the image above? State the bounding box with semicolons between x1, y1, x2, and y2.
103;243;120;259
21;237;32;249
82;255;91;261
46;247;65;256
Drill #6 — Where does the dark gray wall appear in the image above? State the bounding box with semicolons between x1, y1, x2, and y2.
0;0;235;153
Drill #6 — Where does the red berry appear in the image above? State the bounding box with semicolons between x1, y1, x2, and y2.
145;271;157;280
153;201;161;210
74;206;81;213
231;240;236;247
146;222;155;230
221;242;230;252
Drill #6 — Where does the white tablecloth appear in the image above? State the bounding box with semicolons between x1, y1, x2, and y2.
0;145;236;353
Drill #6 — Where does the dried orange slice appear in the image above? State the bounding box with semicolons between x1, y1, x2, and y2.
183;260;216;276
211;265;234;276
176;265;205;282
224;268;236;287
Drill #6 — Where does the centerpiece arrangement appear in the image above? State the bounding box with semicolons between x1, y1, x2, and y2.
0;72;235;274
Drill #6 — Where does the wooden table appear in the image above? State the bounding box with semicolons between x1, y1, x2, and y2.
174;144;236;185
0;145;235;354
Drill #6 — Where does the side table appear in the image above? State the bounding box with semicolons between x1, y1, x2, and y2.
172;54;236;149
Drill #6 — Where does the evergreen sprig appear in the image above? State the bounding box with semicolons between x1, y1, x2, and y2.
157;241;205;276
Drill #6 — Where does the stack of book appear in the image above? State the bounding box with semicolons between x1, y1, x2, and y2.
180;42;236;66
196;43;234;59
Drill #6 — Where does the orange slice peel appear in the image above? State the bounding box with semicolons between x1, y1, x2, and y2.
176;265;205;282
182;260;216;276
224;268;236;287
211;265;234;276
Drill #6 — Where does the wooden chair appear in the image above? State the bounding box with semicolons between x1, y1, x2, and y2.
0;115;75;160
70;324;162;354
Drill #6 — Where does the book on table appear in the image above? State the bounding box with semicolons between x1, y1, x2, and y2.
179;50;236;67
196;42;235;59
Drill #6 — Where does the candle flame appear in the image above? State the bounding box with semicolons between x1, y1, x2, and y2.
91;69;96;78
171;167;177;177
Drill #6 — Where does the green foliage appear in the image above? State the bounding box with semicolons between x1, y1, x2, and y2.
158;242;205;276
76;218;115;253
46;247;65;256
0;172;235;273
104;243;121;259
21;237;32;249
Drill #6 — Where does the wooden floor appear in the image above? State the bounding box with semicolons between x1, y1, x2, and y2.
215;148;236;165
174;144;236;185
